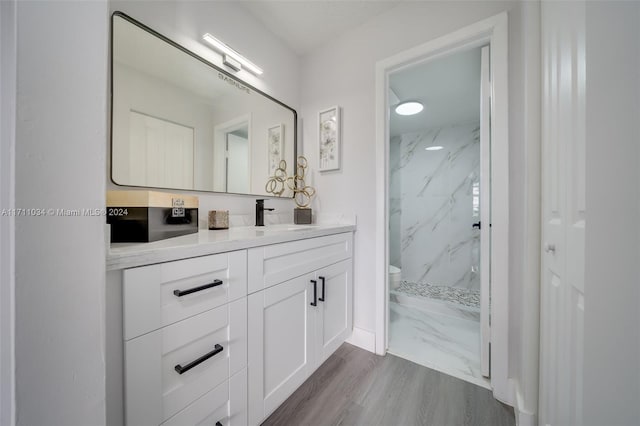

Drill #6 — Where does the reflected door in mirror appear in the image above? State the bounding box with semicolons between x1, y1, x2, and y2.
110;13;297;196
128;111;194;190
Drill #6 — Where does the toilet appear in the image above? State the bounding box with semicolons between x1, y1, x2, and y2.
389;265;402;290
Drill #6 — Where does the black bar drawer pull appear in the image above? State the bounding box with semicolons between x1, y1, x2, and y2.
318;276;326;302
310;280;317;306
174;344;224;375
173;279;223;297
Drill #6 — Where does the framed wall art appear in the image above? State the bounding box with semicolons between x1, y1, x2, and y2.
267;123;284;176
318;106;341;171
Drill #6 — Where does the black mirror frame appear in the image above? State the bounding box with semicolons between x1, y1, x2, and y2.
109;11;298;198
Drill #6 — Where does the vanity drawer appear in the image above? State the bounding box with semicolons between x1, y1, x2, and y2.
125;298;247;426
248;232;352;293
162;368;247;426
124;250;247;340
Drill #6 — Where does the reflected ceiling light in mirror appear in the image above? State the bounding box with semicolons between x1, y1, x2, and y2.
395;101;423;115
202;33;264;75
425;146;444;151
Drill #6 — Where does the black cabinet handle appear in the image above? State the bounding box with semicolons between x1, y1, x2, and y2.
310;280;317;306
173;279;223;297
318;276;325;302
472;221;481;229
174;344;224;375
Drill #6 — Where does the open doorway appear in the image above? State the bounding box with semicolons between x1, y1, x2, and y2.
225;126;250;193
213;115;251;193
375;13;510;400
386;46;491;388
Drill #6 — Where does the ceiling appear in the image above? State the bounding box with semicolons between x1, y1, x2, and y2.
389;47;482;137
239;0;401;55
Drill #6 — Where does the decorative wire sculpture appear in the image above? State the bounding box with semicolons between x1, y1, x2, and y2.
265;156;316;208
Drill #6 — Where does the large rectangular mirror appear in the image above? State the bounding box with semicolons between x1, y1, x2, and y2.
111;12;297;196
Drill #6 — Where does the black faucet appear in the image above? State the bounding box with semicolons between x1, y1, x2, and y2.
255;199;274;227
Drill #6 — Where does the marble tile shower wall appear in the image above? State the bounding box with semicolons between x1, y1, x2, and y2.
389;122;481;291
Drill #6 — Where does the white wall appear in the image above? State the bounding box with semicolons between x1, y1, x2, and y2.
299;0;537;411
0;0;17;424
108;0;302;222
14;1;108;425
584;2;640;424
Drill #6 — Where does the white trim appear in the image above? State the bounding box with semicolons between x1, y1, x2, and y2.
375;12;510;403
519;0;541;419
479;44;491;378
0;0;17;424
513;381;537;426
516;409;537;426
345;327;376;353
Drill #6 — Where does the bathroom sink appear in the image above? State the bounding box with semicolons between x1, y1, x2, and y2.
227;224;318;237
261;224;317;231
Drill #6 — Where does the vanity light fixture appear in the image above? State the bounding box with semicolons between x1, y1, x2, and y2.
202;33;264;75
395;101;424;116
425;146;444;151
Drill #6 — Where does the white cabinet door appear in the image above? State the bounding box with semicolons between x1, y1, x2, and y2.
315;259;352;365
247;273;316;426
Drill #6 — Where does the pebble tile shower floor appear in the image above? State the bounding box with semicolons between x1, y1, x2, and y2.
395;280;480;308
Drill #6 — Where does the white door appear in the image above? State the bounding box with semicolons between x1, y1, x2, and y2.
479;44;491;378
128;111;194;189
226;133;250;193
315;259;353;365
540;1;585;425
247;273;316;426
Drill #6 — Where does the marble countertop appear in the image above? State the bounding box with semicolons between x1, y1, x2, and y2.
107;223;356;271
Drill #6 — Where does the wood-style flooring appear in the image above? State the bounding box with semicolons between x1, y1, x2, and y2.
262;343;514;426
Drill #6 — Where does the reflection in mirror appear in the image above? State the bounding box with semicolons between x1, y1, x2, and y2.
111;13;296;196
213;116;250;193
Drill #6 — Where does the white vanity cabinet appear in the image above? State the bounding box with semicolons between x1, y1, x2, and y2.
122;250;248;426
246;233;353;425
107;226;355;426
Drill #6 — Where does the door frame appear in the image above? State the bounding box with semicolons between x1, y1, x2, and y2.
374;12;510;402
213;114;252;192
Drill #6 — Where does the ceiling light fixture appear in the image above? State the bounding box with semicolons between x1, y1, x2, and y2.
395;101;423;116
425;146;444;151
202;33;264;75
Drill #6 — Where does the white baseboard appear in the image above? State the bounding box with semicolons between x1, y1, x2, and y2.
513;381;537;426
516;409;536;426
346;326;376;353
